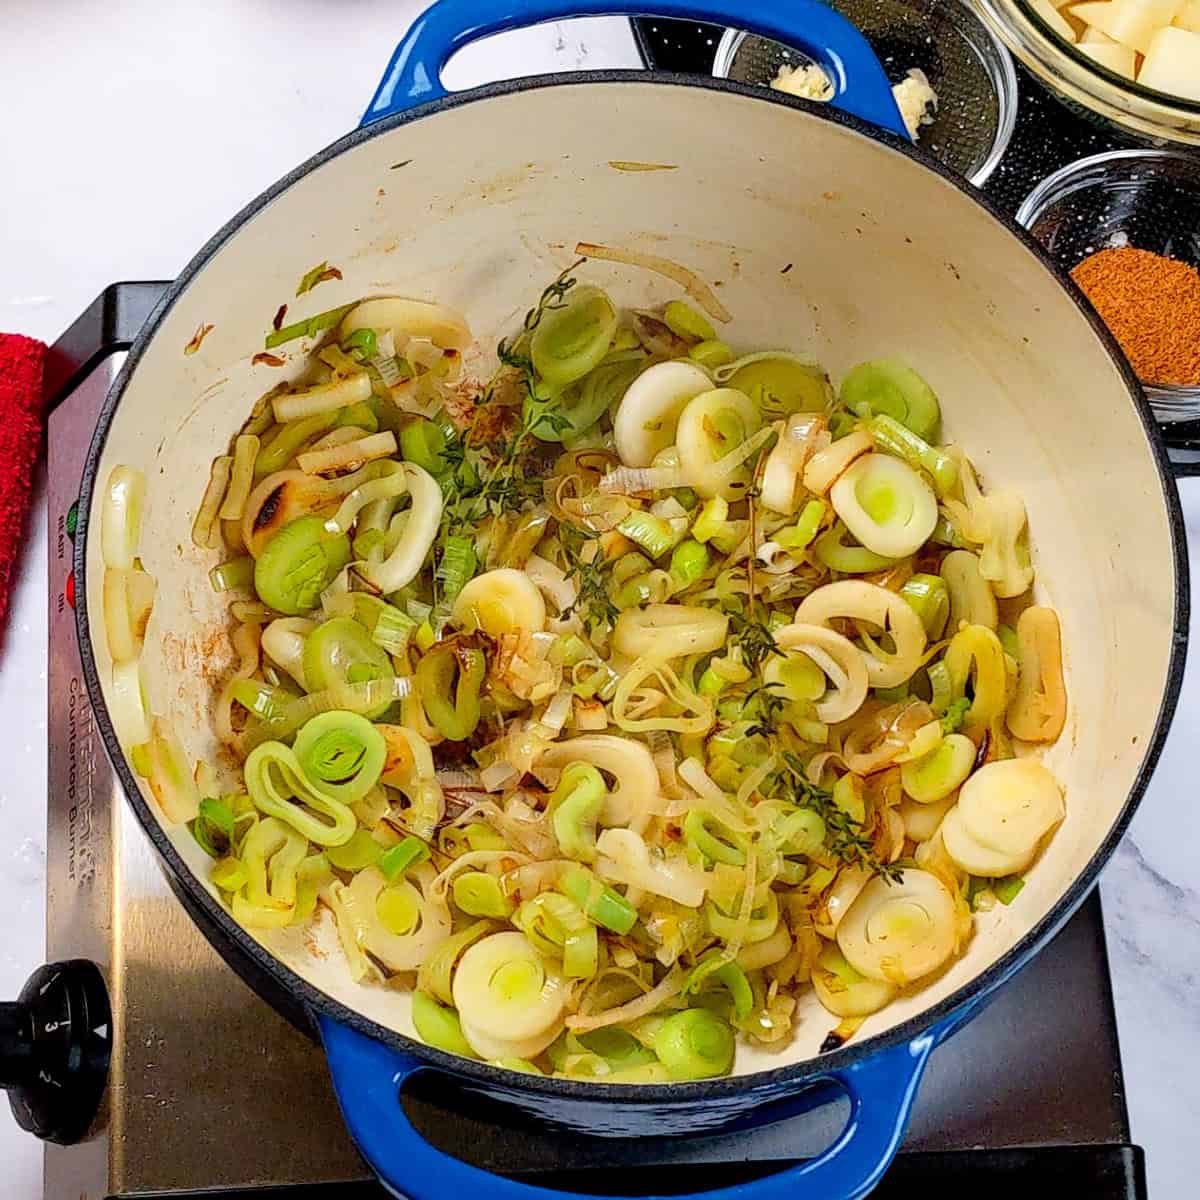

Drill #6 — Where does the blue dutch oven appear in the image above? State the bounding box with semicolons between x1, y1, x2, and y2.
65;1;1187;1197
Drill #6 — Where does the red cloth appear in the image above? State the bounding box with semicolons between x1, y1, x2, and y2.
0;334;46;622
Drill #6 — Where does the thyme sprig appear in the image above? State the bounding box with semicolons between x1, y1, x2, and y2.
779;752;902;883
561;524;620;633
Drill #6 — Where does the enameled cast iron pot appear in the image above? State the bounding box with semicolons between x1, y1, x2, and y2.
74;2;1190;1196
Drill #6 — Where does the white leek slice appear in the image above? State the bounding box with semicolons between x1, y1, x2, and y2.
613;604;728;661
362;463;443;593
378;725;444;838
101;465;146;570
145;717;200;825
940;549;998;633
459;1019;564;1062
613;361;712;468
837;868;958;985
539;735;660;830
762;646;827;704
760;413;825;514
452;568;547;638
940;806;1035;877
894;719;943;765
795;580;927;688
525;555;578;618
802;430;872;495
339;296;472;352
978;491;1034;599
675;388;762;500
104;567;155;665
453;932;568;1047
900;734;976;804
899;792;957;844
1007;606;1068;743
956;758;1064;857
830;453;937;559
111;659;151;747
296;430;397;477
344;865;451;972
272;372;372;423
262;618;316;690
816;865;873;938
774;623;869;723
595;828;707;907
812;942;898;1018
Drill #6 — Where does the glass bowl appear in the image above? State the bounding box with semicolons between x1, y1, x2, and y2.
975;0;1200;146
711;0;1019;186
1017;149;1200;422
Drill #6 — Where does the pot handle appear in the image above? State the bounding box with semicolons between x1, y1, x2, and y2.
320;1015;934;1200
360;0;909;139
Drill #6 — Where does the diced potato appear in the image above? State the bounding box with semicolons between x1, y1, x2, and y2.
1069;2;1119;40
1175;0;1200;31
1069;0;1184;53
1081;25;1119;41
1139;24;1200;97
1034;0;1081;40
1064;8;1091;34
1080;39;1140;73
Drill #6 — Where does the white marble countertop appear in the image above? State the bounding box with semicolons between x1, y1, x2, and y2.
1;2;1196;1197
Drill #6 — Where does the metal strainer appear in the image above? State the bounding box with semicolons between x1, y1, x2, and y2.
712;0;1018;186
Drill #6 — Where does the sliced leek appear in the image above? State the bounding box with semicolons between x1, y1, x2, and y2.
539;735;659;830
530;286;619;388
796;580;927;689
940;550;997;633
940;806;1035;878
102;465;146;570
899;792;957;844
943;624;1007;733
773;623;869;723
900;733;975;804
675;388;762;501
955;758;1064;859
453;932;568;1054
716;352;832;418
111;659;151;748
1007;606;1067;743
613;360;712;468
339;296;472;352
595;828;707;907
812;942;898;1018
979;491;1033;599
452;568;547;638
613;604;728;661
361;463;444;594
837;868;958;985
830;453;937;559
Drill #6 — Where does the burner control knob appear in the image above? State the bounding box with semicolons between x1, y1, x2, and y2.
1;960;110;1143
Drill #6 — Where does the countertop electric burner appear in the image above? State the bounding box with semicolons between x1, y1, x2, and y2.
0;278;1143;1197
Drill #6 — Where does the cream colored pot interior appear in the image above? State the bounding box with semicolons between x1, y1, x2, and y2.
85;81;1177;1079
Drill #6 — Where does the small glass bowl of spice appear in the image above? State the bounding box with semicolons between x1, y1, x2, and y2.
1017;149;1200;424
